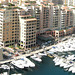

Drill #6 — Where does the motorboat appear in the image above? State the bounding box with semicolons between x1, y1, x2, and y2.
55;59;63;66
72;68;75;73
0;72;8;75
1;64;10;70
30;54;42;62
23;57;35;67
60;62;66;67
38;52;47;56
20;58;29;68
68;66;75;72
63;63;73;69
11;60;24;69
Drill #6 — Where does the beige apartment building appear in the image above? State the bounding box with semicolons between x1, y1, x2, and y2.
29;2;74;34
49;4;59;30
0;7;37;49
0;7;26;47
32;3;51;34
63;0;75;6
19;15;37;48
61;6;73;28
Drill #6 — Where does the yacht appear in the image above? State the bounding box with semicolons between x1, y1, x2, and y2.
63;63;73;69
20;58;29;68
30;54;42;62
60;62;66;67
38;52;47;56
68;66;75;72
11;60;25;69
55;59;63;66
0;72;8;75
1;64;10;70
72;69;75;73
23;57;35;67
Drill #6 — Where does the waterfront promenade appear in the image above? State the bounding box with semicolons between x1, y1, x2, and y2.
0;36;73;64
0;45;53;64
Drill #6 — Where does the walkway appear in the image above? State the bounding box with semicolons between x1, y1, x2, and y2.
0;45;54;64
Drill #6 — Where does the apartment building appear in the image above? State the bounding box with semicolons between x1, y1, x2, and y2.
59;9;66;29
29;2;73;33
32;3;51;34
40;4;50;33
49;4;59;30
61;6;73;28
72;8;75;27
9;0;36;5
33;6;40;33
36;0;52;3
19;15;37;48
0;7;25;47
63;0;75;6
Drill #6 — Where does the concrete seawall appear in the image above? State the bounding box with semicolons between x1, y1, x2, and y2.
0;45;53;64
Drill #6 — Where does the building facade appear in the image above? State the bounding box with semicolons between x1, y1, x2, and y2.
63;0;75;6
0;7;25;47
19;15;37;48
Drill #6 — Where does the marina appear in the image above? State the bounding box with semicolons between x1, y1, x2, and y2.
0;56;74;75
0;37;75;75
0;0;75;75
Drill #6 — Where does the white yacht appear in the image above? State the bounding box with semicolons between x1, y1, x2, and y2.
60;62;66;67
30;54;42;62
38;52;47;56
72;69;75;73
20;58;29;68
68;66;75;72
0;72;8;75
1;64;10;70
63;63;73;69
23;57;35;67
55;59;63;66
11;60;24;69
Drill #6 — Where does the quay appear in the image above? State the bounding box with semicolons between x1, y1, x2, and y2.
0;36;74;64
0;45;54;64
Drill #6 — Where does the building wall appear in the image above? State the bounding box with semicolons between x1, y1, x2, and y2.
0;8;26;47
33;4;51;34
50;5;59;30
63;0;75;6
19;15;37;49
59;9;66;29
73;9;75;27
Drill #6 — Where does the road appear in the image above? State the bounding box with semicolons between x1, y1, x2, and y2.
0;45;54;64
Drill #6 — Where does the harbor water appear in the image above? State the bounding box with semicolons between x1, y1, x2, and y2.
7;55;75;75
